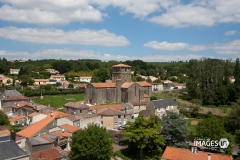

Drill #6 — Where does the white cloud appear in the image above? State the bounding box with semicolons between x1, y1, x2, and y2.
225;30;237;36
143;40;240;55
0;0;239;27
0;49;213;62
143;41;188;50
0;0;103;25
0;27;130;46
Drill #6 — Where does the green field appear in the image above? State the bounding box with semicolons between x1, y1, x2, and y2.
186;118;203;135
32;94;85;108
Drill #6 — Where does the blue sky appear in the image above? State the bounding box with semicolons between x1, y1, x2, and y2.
0;0;239;62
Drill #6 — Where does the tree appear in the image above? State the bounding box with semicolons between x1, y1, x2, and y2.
68;83;74;89
92;68;111;82
225;100;240;133
196;116;232;154
0;110;10;126
146;77;152;83
234;58;240;97
69;123;113;160
160;111;188;148
122;115;165;160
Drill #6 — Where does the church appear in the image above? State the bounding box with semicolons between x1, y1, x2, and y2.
84;64;152;105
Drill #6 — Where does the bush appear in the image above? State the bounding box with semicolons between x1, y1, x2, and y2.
114;151;132;160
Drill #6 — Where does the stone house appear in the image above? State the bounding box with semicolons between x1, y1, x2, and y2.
63;102;89;115
0;74;13;85
145;98;179;118
129;101;148;118
97;108;131;130
152;82;163;91
10;68;20;75
89;104;124;114
9;115;26;125
50;75;65;82
27;112;47;125
25;136;54;154
85;64;152;105
34;79;50;85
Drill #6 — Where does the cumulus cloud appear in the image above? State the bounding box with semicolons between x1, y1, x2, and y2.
0;0;104;25
225;30;237;36
0;49;213;62
143;40;240;55
0;27;130;46
0;0;239;27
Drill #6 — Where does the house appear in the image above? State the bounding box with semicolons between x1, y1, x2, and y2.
169;82;186;89
45;69;59;75
146;98;179;118
0;134;30;160
89;104;124;114
63;102;89;115
79;76;92;83
161;146;232;160
17;111;70;139
25;136;54;154
73;83;86;90
10;68;20;75
50;75;65;82
34;79;50;85
85;64;152;105
31;147;66;160
48;129;72;151
9;115;25;125
129;101;148;118
97;108;131;130
0;89;30;109
0;74;13;85
27;112;48;125
229;76;235;83
162;80;172;84
152;82;163;91
58;114;101;129
120;103;134;115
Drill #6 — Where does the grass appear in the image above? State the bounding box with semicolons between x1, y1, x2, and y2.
152;90;180;99
186;118;203;135
32;94;85;108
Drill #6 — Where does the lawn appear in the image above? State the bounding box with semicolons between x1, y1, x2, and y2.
32;94;85;108
186;118;203;135
152;90;180;99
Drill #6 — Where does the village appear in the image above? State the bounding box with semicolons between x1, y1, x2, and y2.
0;62;238;160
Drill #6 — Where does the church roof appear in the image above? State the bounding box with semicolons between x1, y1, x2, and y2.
91;83;116;88
137;81;152;87
112;64;131;68
121;82;134;88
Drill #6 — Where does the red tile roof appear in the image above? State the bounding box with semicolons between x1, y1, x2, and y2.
42;134;55;143
121;82;134;88
60;124;79;133
31;147;63;160
9;115;25;122
112;64;131;68
137;81;152;87
130;101;149;106
91;82;116;88
97;108;126;116
162;146;232;160
0;129;10;136
49;130;71;138
89;104;123;111
17;111;64;138
64;102;89;109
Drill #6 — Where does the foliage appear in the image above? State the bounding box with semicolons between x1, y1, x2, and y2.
150;95;157;100
225;99;240;133
235;130;240;144
146;77;152;83
114;151;132;160
69;123;113;160
91;68;111;82
68;83;74;89
136;76;145;82
122;115;165;160
0;110;10;126
160;111;189;148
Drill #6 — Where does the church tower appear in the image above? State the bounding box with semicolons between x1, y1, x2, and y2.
112;64;132;83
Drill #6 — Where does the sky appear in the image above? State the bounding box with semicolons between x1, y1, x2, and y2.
0;0;239;62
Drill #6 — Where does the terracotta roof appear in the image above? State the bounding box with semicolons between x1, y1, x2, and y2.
66;115;81;121
0;129;10;136
28;112;39;117
137;81;152;87
161;146;232;160
130;101;149;106
144;94;150;98
97;108;126;116
60;124;79;133
89;104;123;111
64;102;89;109
50;75;65;78
91;82;116;88
31;147;63;160
12;101;35;109
172;82;186;86
49;130;71;138
42;134;55;143
54;111;70;119
2;106;12;113
17;111;60;138
121;82;134;88
112;64;131;68
9;115;25;122
34;79;49;82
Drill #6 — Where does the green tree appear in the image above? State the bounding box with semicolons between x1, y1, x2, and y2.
0;110;10;126
196;116;232;154
69;123;113;160
234;58;240;97
122;115;165;160
146;77;152;83
68;83;74;89
92;68;111;82
160;111;189;148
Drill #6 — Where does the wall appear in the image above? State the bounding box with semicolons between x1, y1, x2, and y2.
64;106;89;115
25;139;53;153
80;116;101;129
102;117;113;129
31;114;47;124
57;117;73;126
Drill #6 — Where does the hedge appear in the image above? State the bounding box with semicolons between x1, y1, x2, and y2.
23;89;85;97
114;151;132;160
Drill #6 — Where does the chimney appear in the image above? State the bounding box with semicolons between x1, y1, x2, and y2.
10;131;16;142
208;153;211;160
51;111;53;117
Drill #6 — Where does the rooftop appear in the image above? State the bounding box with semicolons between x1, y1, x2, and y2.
89;104;123;111
0;129;10;136
28;136;52;146
137;81;152;87
151;98;177;108
31;147;64;160
64;102;89;109
161;146;232;160
112;63;131;68
0;89;22;99
60;124;79;133
97;108;126;116
9;115;25;122
91;82;116;88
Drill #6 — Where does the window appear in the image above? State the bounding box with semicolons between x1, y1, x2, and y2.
119;121;121;125
114;122;118;125
118;115;121;118
80;110;82;113
138;106;141;110
124;115;127;118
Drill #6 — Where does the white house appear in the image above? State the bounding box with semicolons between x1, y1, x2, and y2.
79;76;92;83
